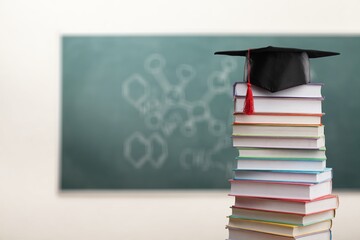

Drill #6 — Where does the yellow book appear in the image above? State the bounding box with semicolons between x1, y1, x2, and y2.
227;219;332;237
227;228;331;240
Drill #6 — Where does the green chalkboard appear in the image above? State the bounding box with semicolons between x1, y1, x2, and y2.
61;35;360;189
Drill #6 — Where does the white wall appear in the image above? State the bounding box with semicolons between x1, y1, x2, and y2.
1;0;360;239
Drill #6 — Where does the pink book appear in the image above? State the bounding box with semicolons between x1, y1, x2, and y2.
229;179;332;200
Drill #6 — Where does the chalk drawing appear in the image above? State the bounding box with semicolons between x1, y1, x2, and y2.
124;132;168;169
122;53;237;171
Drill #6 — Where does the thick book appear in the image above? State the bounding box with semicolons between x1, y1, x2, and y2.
234;97;323;114
233;82;323;98
232;135;325;149
227;219;332;237
230;208;335;226
229;180;332;200
233;168;332;183
237;147;326;159
233;124;324;138
232;195;339;215
236;158;326;171
234;113;323;125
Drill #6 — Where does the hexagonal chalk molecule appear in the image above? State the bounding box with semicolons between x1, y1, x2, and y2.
122;74;149;114
122;53;237;140
124;132;168;169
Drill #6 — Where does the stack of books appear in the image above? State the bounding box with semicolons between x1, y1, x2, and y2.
227;82;339;240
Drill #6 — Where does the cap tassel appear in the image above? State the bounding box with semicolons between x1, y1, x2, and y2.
243;82;254;114
243;49;254;115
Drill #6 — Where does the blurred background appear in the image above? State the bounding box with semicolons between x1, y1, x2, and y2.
1;0;360;239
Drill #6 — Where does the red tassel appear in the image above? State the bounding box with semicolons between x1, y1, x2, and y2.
243;49;254;115
243;82;254;115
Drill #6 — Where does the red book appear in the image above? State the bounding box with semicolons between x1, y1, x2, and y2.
231;195;339;215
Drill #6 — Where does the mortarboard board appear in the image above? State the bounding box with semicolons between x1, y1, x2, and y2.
214;46;339;114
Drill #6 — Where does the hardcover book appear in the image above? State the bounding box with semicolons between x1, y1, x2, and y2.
232;195;339;215
229;180;332;200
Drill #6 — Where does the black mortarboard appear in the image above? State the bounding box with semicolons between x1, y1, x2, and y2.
214;46;339;114
215;46;339;92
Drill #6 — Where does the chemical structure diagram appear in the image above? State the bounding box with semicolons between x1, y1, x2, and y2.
122;53;237;175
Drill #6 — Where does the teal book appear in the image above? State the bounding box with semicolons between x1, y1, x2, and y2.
233;168;332;183
236;158;326;172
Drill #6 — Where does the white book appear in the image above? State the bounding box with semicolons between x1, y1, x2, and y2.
227;223;331;239
236;159;326;172
237;148;326;159
235;97;322;114
233;124;324;138
234;113;322;125
232;136;325;149
234;82;323;98
230;208;335;226
234;168;332;183
229;180;332;200
233;195;339;215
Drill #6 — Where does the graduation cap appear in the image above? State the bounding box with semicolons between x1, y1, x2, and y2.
214;46;339;114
